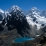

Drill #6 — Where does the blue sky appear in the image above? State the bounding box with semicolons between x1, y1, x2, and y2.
0;0;46;11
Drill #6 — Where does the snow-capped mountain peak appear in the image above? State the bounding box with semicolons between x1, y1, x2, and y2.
31;7;41;14
0;9;4;13
31;7;37;11
11;5;20;10
0;9;5;24
8;5;22;13
27;7;41;17
26;7;46;30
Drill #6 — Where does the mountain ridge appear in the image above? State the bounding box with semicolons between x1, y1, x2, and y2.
0;5;46;37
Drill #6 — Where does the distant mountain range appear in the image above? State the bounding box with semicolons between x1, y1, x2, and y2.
0;5;46;37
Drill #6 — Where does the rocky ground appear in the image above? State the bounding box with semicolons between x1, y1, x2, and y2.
0;28;22;46
0;25;46;46
0;29;46;46
11;36;46;46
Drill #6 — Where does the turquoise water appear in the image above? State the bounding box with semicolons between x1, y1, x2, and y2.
14;37;34;43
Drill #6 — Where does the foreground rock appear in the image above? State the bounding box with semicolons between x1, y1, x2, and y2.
5;35;46;46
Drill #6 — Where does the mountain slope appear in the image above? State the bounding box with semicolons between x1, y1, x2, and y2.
26;7;46;30
0;6;46;37
0;9;5;23
0;5;30;37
